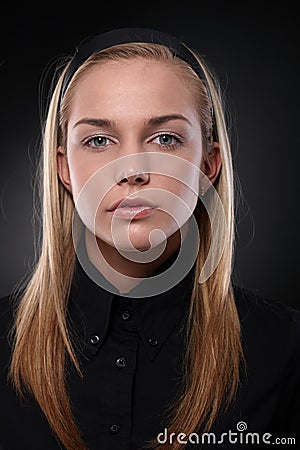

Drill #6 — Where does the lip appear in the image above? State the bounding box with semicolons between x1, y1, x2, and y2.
108;197;157;220
108;197;156;211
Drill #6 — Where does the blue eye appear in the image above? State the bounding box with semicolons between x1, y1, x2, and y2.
160;134;174;145
153;133;182;149
85;136;111;148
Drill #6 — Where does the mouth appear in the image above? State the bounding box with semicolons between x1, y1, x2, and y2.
108;197;157;220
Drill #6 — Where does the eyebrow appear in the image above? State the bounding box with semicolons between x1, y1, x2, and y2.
73;118;115;128
146;114;192;127
73;114;192;129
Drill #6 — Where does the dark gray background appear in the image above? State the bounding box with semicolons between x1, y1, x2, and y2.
1;4;299;308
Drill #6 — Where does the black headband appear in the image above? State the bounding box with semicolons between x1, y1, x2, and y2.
59;27;218;140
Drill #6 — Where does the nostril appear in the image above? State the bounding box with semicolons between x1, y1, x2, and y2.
116;171;150;185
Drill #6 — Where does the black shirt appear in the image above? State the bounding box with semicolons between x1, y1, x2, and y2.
0;253;300;449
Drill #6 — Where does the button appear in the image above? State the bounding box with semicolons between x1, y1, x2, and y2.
90;335;100;345
148;337;159;346
121;310;131;320
115;357;127;368
110;424;120;433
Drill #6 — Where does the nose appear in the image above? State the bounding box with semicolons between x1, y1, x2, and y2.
116;168;150;186
114;151;151;186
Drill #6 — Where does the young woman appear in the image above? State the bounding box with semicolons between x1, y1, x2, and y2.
0;28;299;450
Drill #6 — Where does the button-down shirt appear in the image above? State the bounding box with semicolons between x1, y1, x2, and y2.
66;244;195;450
0;248;300;449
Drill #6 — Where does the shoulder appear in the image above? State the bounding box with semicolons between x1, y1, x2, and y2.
232;283;300;370
232;283;300;331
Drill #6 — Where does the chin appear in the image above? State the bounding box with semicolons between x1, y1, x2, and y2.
95;218;177;251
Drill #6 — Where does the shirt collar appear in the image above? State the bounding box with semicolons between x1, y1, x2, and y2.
68;236;195;362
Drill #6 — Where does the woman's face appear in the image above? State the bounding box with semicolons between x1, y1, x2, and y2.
58;58;204;252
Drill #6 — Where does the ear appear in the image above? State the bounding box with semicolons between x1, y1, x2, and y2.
57;146;72;193
200;142;222;186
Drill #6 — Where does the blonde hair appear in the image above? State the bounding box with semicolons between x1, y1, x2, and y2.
9;42;245;450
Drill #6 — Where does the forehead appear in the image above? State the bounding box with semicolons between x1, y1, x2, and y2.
68;59;199;125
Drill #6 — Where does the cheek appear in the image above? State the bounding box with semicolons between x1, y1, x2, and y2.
68;154;116;233
67;156;101;202
158;177;198;215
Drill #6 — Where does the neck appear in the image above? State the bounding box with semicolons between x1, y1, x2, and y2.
84;223;189;294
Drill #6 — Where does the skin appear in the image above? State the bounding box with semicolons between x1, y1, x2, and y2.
57;58;221;292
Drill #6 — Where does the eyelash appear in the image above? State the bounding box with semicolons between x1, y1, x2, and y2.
82;133;183;151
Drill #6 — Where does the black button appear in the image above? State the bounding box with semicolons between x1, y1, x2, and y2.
90;335;100;345
115;357;127;368
148;337;159;346
122;310;131;320
110;424;120;433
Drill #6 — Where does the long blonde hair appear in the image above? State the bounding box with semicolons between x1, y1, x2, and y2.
9;42;245;450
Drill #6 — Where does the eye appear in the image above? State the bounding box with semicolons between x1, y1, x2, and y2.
152;133;182;149
84;136;112;148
